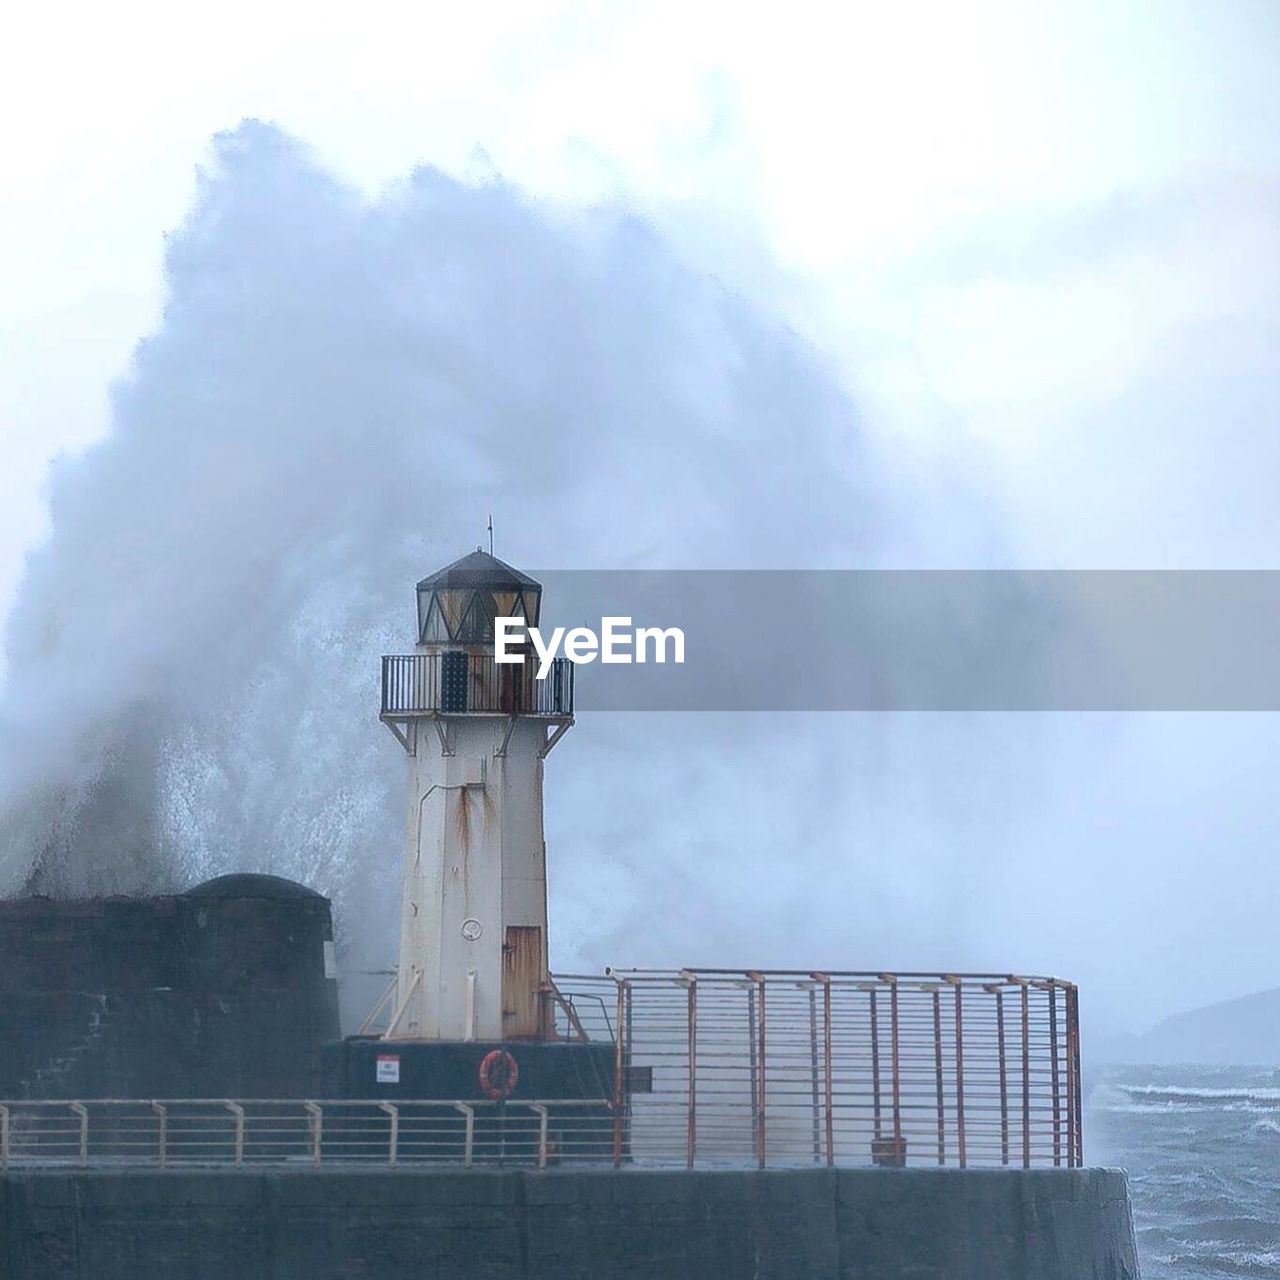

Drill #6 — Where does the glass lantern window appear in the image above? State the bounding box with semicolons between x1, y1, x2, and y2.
437;589;472;638
492;590;523;619
420;596;450;643
458;590;499;641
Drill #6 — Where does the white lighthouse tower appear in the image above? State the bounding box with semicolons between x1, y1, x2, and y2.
376;550;573;1044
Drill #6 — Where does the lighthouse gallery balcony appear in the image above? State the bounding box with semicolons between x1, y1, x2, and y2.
380;651;574;720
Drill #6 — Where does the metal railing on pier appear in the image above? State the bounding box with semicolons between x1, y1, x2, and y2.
3;969;1082;1172
0;1099;612;1170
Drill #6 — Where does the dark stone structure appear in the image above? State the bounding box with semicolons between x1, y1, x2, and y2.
324;1037;616;1099
0;874;339;1099
323;1038;618;1158
0;1166;1140;1279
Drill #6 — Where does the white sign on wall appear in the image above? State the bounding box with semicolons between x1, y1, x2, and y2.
375;1054;400;1084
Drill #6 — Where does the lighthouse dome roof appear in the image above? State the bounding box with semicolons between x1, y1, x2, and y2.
415;550;540;593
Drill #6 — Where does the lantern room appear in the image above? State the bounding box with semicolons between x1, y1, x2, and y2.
416;550;542;648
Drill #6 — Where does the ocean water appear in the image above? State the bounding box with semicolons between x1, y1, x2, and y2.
1091;1066;1280;1278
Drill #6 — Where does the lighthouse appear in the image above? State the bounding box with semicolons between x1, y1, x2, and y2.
324;549;613;1112
379;550;574;1043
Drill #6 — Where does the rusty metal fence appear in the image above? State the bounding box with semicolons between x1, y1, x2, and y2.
551;968;1083;1170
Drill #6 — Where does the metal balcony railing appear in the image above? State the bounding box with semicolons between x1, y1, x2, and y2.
380;653;574;719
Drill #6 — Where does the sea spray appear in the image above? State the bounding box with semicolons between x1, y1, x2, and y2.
0;121;904;972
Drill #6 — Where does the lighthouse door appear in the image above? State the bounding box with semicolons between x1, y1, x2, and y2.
502;925;544;1038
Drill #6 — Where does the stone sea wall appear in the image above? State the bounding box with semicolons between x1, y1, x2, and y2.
0;1166;1139;1279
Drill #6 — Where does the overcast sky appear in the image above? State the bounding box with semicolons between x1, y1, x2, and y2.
6;2;1279;582
1;2;1278;1036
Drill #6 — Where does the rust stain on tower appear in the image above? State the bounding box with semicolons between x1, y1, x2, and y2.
502;924;544;1038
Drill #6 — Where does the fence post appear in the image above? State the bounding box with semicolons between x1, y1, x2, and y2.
869;988;883;1144
748;972;767;1170
531;1104;549;1169
807;984;821;1164
1047;982;1062;1167
977;983;1008;1167
1064;985;1077;1167
1070;984;1084;1167
226;1102;245;1167
612;978;628;1169
151;1102;167;1169
304;1103;322;1167
1018;979;1031;1169
885;976;903;1163
379;1103;400;1166
932;989;945;1166
947;976;966;1169
453;1103;475;1167
682;973;697;1170
813;974;834;1167
70;1103;88;1168
747;982;759;1155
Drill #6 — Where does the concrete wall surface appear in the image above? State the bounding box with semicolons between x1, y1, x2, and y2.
0;1166;1140;1280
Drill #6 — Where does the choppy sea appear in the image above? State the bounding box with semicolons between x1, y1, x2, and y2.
1092;1066;1280;1278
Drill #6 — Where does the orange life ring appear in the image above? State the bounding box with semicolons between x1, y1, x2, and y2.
478;1048;519;1100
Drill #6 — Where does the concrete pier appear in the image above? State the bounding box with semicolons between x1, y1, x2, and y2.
0;1166;1139;1279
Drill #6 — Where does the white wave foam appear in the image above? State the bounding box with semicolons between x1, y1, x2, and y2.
1117;1083;1280;1106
